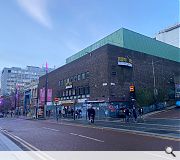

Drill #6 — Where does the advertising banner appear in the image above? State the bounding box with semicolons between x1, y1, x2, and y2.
47;89;52;102
40;88;45;104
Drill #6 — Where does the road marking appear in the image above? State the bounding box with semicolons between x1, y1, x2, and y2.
42;127;59;132
0;128;56;160
101;126;180;142
147;117;180;121
135;122;180;128
70;132;104;143
48;121;180;141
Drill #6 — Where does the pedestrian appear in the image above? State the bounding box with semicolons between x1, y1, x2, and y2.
78;109;82;118
133;107;137;122
125;108;130;122
87;107;91;121
62;109;65;118
90;106;96;123
138;108;143;118
10;110;13;118
56;114;59;122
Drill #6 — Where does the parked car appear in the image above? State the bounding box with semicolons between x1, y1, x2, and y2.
0;112;4;118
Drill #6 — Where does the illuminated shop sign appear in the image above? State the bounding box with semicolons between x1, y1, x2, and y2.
118;57;132;67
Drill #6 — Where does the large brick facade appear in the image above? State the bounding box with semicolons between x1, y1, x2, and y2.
38;44;180;103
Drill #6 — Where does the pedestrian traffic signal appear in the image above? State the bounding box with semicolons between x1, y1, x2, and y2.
130;85;135;92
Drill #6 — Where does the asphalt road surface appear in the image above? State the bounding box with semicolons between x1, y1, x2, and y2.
0;107;179;151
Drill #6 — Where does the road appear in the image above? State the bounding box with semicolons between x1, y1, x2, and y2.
0;107;179;151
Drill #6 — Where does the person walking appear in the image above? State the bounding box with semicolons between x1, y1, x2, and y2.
11;110;13;118
87;107;91;121
138;108;143;118
91;107;95;123
87;106;96;123
133;107;137;122
125;108;130;122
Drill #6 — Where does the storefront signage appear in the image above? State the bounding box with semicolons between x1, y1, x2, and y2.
65;82;73;89
118;57;132;67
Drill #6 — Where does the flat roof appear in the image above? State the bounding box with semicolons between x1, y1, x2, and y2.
66;28;180;63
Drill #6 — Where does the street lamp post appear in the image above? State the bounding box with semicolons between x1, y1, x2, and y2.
44;63;48;119
151;59;163;100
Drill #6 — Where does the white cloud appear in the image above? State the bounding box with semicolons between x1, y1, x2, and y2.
17;0;52;29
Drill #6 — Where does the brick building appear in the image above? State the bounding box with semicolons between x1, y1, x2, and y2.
38;28;180;118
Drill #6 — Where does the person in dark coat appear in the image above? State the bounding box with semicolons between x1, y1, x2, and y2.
125;108;130;122
87;106;95;123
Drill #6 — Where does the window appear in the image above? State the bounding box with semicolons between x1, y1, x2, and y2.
111;65;116;69
69;90;72;96
79;87;84;95
63;91;65;97
81;73;85;80
86;71;89;79
112;72;117;75
77;74;81;81
70;76;74;82
76;87;79;95
74;75;77;81
66;90;68;96
8;70;11;73
72;89;76;95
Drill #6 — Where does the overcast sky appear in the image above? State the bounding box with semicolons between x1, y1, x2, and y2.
0;0;179;71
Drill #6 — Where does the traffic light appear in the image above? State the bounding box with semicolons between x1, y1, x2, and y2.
130;85;135;92
54;97;59;103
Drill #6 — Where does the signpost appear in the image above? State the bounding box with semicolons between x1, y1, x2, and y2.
54;97;60;120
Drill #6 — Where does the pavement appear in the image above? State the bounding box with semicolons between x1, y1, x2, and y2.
0;128;22;151
15;105;180;139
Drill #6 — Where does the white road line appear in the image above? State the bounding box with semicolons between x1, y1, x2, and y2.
148;117;180;121
135;122;180;128
2;129;56;160
42;127;59;132
70;133;104;143
47;121;180;141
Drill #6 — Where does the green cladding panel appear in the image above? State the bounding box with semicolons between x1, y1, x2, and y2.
66;29;124;63
66;28;180;63
122;28;180;62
